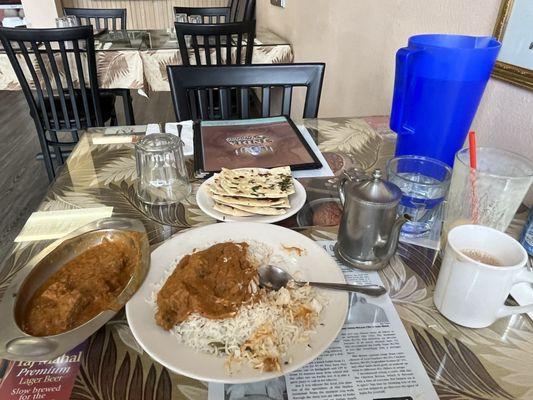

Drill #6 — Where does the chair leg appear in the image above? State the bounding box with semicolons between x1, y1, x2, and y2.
33;124;55;181
101;88;135;125
54;145;64;165
110;110;118;126
122;89;135;125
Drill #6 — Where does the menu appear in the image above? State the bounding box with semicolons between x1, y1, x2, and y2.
0;343;85;400
194;117;322;174
209;242;438;400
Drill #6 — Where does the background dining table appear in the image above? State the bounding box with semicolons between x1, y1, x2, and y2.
0;116;531;400
0;29;293;92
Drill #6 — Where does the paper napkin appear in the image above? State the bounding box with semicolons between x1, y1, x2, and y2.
15;207;114;242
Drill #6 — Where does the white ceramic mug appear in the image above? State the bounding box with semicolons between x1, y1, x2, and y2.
434;224;532;328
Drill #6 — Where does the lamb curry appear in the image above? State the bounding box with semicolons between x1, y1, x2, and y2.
155;242;257;330
21;238;138;337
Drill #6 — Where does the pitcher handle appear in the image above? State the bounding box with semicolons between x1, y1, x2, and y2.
390;47;421;135
496;269;533;318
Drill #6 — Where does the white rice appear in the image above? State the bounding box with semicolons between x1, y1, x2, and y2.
147;240;326;372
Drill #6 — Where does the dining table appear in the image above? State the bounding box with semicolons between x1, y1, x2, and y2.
0;28;293;92
0;116;531;400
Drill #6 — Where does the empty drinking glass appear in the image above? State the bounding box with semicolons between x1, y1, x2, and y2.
55;16;78;28
443;147;533;235
188;15;203;24
66;16;78;27
175;13;188;23
55;17;68;28
387;155;452;236
135;134;191;205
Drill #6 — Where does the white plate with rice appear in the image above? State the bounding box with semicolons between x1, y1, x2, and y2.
126;222;348;383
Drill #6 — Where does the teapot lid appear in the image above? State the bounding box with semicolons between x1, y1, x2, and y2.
348;169;402;205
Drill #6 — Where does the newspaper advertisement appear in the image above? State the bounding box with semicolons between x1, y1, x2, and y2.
209;241;437;400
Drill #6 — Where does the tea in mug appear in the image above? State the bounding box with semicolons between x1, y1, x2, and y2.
460;249;503;267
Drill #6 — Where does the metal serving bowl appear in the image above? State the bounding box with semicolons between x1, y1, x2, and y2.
0;218;150;361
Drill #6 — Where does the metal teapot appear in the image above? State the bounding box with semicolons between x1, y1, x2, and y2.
334;168;409;270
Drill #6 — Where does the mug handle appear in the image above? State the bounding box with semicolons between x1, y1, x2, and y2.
496;269;533;318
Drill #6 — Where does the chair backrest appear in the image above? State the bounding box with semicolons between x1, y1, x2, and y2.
231;0;255;22
229;0;239;22
167;63;325;121
174;21;255;66
0;26;103;131
173;6;230;24
64;7;127;30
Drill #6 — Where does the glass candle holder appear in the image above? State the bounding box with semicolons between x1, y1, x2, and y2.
135;134;191;205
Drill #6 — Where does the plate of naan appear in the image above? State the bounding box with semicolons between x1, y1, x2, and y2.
196;167;307;223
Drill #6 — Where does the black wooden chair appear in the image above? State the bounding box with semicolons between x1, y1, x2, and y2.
63;7;134;125
173;0;255;24
63;7;127;30
0;26;117;180
167;63;325;122
174;21;255;66
174;21;255;120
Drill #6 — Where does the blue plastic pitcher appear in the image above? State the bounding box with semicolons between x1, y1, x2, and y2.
390;34;501;166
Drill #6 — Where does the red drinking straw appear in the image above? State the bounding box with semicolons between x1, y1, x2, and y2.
469;131;477;169
468;131;479;224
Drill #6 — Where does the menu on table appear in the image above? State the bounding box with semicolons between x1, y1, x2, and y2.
0;343;85;400
194;116;323;175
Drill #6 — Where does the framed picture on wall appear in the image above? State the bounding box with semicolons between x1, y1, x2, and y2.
492;0;533;90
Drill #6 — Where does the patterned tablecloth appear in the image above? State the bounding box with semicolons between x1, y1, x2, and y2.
0;117;531;399
0;29;293;92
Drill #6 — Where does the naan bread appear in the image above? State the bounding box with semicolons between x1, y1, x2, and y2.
206;167;295;217
211;193;289;208
213;203;254;217
210;178;290;199
229;203;287;216
216;167;295;198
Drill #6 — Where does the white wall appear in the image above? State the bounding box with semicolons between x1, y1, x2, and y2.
21;0;62;28
256;0;533;164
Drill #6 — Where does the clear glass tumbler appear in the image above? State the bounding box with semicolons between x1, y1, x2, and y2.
65;16;79;27
387;155;452;236
188;15;203;24
55;17;69;28
175;13;188;23
56;16;78;27
135;134;191;205
443;147;533;235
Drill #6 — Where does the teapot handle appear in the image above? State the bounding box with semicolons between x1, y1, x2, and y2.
338;168;367;206
338;176;347;206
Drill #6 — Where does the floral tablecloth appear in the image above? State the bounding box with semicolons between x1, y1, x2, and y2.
0;116;531;399
0;30;293;92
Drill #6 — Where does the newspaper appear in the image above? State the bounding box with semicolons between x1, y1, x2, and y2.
209;241;437;400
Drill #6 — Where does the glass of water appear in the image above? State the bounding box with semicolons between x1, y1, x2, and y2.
387;155;452;236
443;147;533;235
135;134;191;205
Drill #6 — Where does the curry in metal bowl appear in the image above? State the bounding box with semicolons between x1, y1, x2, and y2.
0;218;150;361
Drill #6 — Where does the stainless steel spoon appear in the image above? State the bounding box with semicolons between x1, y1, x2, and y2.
258;264;387;297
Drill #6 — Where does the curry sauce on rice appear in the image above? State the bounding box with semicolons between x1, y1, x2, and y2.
153;241;324;373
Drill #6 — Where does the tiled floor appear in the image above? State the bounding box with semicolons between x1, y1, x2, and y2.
0;90;175;260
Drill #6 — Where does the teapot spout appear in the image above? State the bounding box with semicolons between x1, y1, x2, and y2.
381;214;411;262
